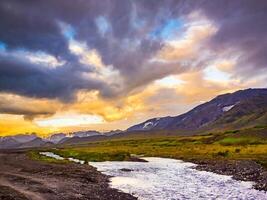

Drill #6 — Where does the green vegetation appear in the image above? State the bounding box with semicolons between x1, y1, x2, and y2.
224;130;240;134
254;125;267;129
52;149;131;162
217;137;264;145
28;151;69;164
31;126;267;169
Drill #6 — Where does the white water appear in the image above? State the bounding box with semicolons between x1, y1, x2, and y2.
39;152;85;164
40;152;65;160
90;157;267;200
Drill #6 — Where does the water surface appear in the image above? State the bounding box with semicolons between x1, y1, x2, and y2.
90;157;267;200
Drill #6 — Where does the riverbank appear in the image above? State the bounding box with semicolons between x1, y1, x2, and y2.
0;151;136;200
193;159;267;191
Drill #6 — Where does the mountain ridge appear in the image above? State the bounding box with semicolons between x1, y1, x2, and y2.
127;88;267;132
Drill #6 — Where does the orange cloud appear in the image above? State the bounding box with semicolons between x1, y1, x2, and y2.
175;70;251;104
72;89;155;122
0;93;62;120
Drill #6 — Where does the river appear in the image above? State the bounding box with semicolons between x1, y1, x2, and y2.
40;152;267;200
90;157;267;200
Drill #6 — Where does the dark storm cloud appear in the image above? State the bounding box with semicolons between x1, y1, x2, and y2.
196;0;267;76
0;0;266;107
0;0;184;101
0;104;54;120
0;1;68;58
0;54;106;101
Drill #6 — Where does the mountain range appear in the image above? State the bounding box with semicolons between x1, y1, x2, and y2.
127;88;267;132
1;88;266;149
0;130;122;149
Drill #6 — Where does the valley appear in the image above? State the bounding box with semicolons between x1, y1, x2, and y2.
2;125;267;199
1;89;267;199
31;126;267;191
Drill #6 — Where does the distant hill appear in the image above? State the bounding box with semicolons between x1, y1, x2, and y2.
127;88;267;133
70;130;101;138
0;130;105;149
48;133;67;144
18;138;53;149
8;133;38;143
59;135;108;145
0;137;20;149
0;136;52;149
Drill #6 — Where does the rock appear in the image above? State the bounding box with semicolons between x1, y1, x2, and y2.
194;159;267;192
120;168;133;172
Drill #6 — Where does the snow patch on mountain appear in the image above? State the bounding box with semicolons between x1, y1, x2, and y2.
222;105;235;112
143;122;154;129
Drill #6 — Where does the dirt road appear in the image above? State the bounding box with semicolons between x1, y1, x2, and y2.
0;151;136;200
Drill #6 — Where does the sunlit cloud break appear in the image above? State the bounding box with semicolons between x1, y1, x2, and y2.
35;113;105;128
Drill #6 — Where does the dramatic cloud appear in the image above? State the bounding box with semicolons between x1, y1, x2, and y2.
0;0;266;135
197;0;267;76
0;95;54;120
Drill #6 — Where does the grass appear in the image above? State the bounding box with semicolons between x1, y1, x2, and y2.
224;130;240;134
51;149;132;162
28;151;70;164
217;137;264;145
30;126;267;168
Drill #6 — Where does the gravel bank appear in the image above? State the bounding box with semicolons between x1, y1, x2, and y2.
194;159;267;191
0;151;137;200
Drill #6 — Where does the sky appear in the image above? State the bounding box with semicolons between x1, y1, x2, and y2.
0;0;267;136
